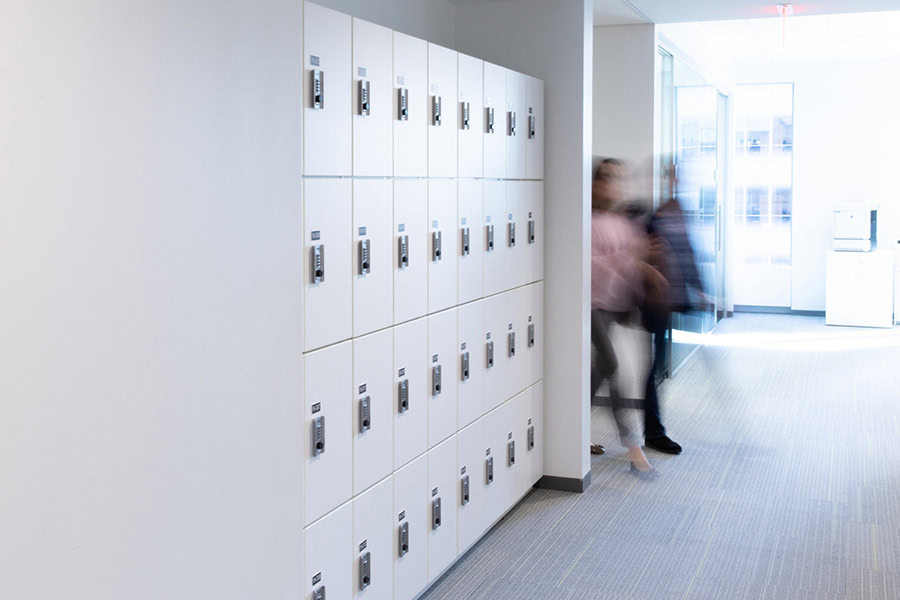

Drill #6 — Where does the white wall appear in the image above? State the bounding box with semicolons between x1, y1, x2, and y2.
0;1;303;598
314;0;456;48
455;0;594;485
739;60;900;311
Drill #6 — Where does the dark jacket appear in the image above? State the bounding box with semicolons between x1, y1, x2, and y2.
648;198;702;313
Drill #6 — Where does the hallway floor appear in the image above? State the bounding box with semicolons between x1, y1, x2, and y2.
421;314;900;600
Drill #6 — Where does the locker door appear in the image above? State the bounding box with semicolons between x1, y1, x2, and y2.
481;402;509;528
303;2;351;176
427;44;458;178
526;76;544;180
510;390;531;501
393;318;428;469
427;308;458;448
304;178;352;351
482;180;507;297
353;330;394;496
427;436;458;582
505;70;527;179
528;381;544;488
353;477;393;600
457;54;484;178
525;181;544;284
393;180;427;324
457;420;485;554
354;179;393;337
427;180;458;314
457;179;484;305
483;62;507;179
457;300;484;429
353;18;393;177
305;502;352;600
304;343;352;526
505;286;528;400
393;455;428;600
527;282;544;387
505;181;527;291
393;32;428;177
481;293;507;413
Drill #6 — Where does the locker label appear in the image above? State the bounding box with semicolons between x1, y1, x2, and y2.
432;220;439;228
432;487;439;497
432;354;439;363
398;511;406;521
398;367;405;377
359;226;367;236
461;217;467;225
311;403;322;414
508;432;513;440
312;572;322;585
398;223;406;232
397;76;405;85
432;84;439;94
461;465;467;475
485;215;491;222
486;449;491;456
508;323;513;330
528;315;533;322
358;67;367;77
359;539;368;552
311;231;321;241
528;418;533;425
359;384;367;394
460;342;467;350
486;333;491;340
310;56;320;67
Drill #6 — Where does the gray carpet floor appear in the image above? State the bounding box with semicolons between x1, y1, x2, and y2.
421;314;900;600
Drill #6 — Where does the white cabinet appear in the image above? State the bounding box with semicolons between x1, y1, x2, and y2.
393;455;428;600
427;308;458;448
456;420;485;554
353;330;394;495
457;179;484;305
427;436;458;583
524;181;544;284
354;179;393;337
482;180;508;297
825;250;894;328
393;32;428;177
427;44;458;178
304;342;353;526
457;54;484;178
304;178;352;351
427;179;458;314
305;502;352;600
505;69;527;179
457;300;484;429
505;286;528;399
353;477;393;600
526;282;544;387
393;180;427;324
526;76;544;180
481;292;508;414
528;381;544;489
505;180;527;290
481;401;510;529
303;2;351;176
483;62;507;179
352;18;393;177
510;389;532;500
393;318;428;469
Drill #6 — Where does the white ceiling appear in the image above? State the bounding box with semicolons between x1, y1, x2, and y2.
623;0;900;24
593;0;647;26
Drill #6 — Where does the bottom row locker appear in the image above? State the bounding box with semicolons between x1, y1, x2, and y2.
457;419;486;554
305;502;352;600
427;435;458;583
393;455;427;600
353;478;393;600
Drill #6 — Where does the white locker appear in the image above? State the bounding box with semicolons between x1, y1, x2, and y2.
505;69;527;179
393;180;427;324
393;455;428;600
305;502;352;600
509;390;531;501
526;76;544;180
528;381;544;488
506;286;529;399
304;343;352;526
457;179;484;305
354;179;393;337
483;62;507;179
456;420;485;554
527;282;544;387
505;180;527;291
353;330;394;495
393;318;428;469
525;181;544;284
457;300;484;429
481;402;510;529
303;2;351;176
427;436;458;583
427;308;458;448
457;54;484;178
304;178;352;351
427;44;458;178
482;180;508;297
353;477;393;600
427;180;458;314
481;292;507;413
393;32;428;177
353;18;393;177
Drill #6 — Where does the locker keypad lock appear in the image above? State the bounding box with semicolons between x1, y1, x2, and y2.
487;107;495;133
398;87;409;121
359;551;371;591
461;475;470;506
432;364;442;397
312;69;324;109
508;331;516;357
431;497;442;530
312;244;325;284
486;224;495;252
462;101;470;130
528;219;536;244
359;79;370;116
486;456;494;484
398;522;410;557
359;396;371;433
398;234;409;269
432;231;442;262
461;227;470;256
529;114;536;139
508;440;516;466
486;340;494;368
312;585;325;600
433;95;442;126
528;425;535;451
359;239;371;275
398;379;410;414
312;415;325;457
461;351;470;381
528;323;535;348
508;222;516;248
509;110;517;136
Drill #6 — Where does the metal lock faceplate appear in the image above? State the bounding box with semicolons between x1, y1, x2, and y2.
528;425;535;450
486;340;494;368
398;234;409;269
528;323;535;348
461;227;470;256
508;331;516;357
398;379;409;413
398;522;409;557
486;224;495;251
508;439;516;466
312;415;325;457
432;497;442;530
432;230;442;262
433;95;442;126
359;239;371;275
312;585;325;600
359;552;371;591
432;364;442;397
359;79;370;116
312;69;324;109
487;106;495;133
509;110;516;136
486;456;494;484
461;475;470;506
312;244;325;284
359;396;371;433
508;221;516;247
462;101;470;130
398;87;409;121
528;219;536;244
529;113;536;138
461;351;470;381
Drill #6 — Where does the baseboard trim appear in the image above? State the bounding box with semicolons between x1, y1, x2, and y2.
538;472;592;493
791;309;826;317
734;304;790;314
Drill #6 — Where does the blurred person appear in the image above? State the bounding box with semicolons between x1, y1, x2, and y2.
590;158;666;477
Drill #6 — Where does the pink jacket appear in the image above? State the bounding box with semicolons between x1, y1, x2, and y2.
591;211;645;312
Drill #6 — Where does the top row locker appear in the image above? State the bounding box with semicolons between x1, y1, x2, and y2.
352;18;393;177
428;44;458;178
526;76;544;180
458;54;484;179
